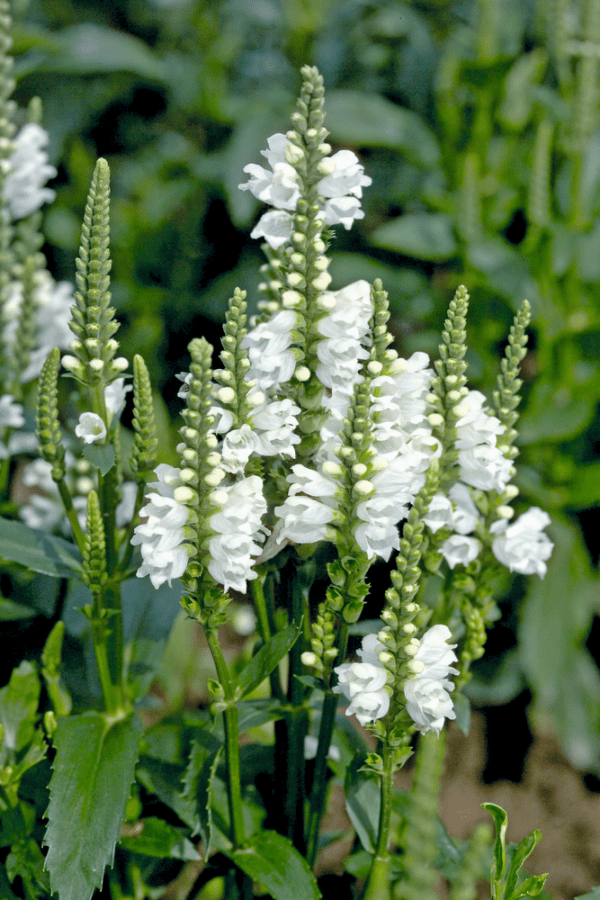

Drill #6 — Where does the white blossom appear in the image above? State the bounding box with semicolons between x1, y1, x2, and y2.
241;309;298;393
423;493;454;533
449;482;479;535
455;391;504;448
131;464;191;589
274;494;336;544
491;507;553;577
220;425;261;474
75;412;107;445
403;624;458;734
4;124;57;219
116;482;138;528
0;394;25;429
458;444;512;492
105;378;132;422
208;475;267;592
441;534;481;568
333;634;390;727
250;209;294;249
250;398;301;457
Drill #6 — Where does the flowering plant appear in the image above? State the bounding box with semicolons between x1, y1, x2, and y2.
0;17;556;900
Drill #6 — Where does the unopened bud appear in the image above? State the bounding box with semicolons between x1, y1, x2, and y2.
312;271;332;291
282;290;303;308
427;413;444;427
295;365;310;382
497;505;514;519
316;157;335;176
407;659;425;675
204;467;225;487
352;463;367;477
301;652;318;666
216;387;235;404
322;460;342;477
354;480;374;495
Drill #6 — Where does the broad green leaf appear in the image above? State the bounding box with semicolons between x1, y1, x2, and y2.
136;757;197;831
82;442;116;476
576;889;600;900
44;712;141;900
452;692;471;735
180;734;222;856
498;50;547;131
326;90;440;166
236;622;301;700
344;755;380;855
467;239;536;307
0;518;81;578
0;661;40;754
119;817;200;860
568;460;600;508
518;376;598;443
45;25;166;80
229;830;320;900
236;699;285;733
371;212;457;261
0;800;36;846
0;599;36;621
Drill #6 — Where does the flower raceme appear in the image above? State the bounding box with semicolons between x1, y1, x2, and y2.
238;132;371;248
3;123;57;220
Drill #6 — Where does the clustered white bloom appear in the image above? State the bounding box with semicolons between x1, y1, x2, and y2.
75;412;107;445
3;124;57;220
207;475;268;592
333;634;390;726
0;394;25;459
403;624;459;735
3;273;74;383
491;507;553;577
455;391;512;492
238;132;371;249
131;464;191;589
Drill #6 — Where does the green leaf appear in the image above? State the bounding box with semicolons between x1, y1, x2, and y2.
0;661;40;754
504;830;543;898
568;460;600;509
467;239;536;307
45;25;166;80
452;692;471;735
236;622;301;700
576;888;600;900
44;712;141;900
136;757;197;831
0;599;36;621
344;755;380;855
326;90;440;167
0;861;18;899
371;212;457;261
482;803;508;890
180;734;222;857
82;442;116;475
228;830;320;900
119;817;200;860
0;518;82;578
236;699;285;733
498;50;547;131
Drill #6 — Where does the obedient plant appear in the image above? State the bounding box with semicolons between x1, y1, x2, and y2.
0;24;557;900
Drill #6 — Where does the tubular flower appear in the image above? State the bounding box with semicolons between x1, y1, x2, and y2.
207;475;268;593
490;507;553;577
403;624;459;735
75;412;107;445
454;390;512;492
333;634;390;727
131;464;191;589
239;132;371;248
4;123;57;219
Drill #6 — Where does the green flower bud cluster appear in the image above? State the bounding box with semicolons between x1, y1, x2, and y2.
427;285;470;480
492;299;530;459
82;490;108;596
376;463;440;725
36;347;66;480
130;354;158;482
63;159;127;387
177;337;229;629
255;244;285;322
214;288;258;428
9;255;39;397
0;0;15;381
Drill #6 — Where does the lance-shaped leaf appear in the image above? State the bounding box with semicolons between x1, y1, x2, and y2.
44;711;141;900
0;518;82;578
228;830;320;900
119;818;200;860
236;622;301;700
180;733;222;858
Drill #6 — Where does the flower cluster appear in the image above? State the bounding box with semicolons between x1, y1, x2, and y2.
207;475;268;592
455;390;512;492
333;634;390;726
239;132;371;249
491;507;553;577
3;124;56;220
131;464;191;589
403;624;459;735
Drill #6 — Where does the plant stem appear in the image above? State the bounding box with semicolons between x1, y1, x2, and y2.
362;743;395;900
55;478;86;550
205;628;246;850
305;618;349;866
252;572;285;702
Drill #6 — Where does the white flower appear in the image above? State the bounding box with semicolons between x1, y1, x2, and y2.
274;494;336;544
105;378;132;422
116;482;137;528
303;734;341;762
220;425;261;474
491;507;553;577
231;605;257;636
441;534;481;568
318;149;372;200
332;633;390;727
403;624;459;734
423;493;454;533
458;444;512;492
241;309;298;392
4;124;57;219
250;209;294;249
75;412;107;444
250;398;301;457
208;475;267;592
449;482;479;535
0;394;25;429
131;464;190;589
239;133;301;210
455;391;504;448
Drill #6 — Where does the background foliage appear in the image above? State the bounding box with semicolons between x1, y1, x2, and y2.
7;0;600;793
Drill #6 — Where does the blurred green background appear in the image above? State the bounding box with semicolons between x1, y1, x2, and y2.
10;0;600;775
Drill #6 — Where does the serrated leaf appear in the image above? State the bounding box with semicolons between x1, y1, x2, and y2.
229;830;320;900
0;518;82;577
504;830;543;899
136;757;197;830
180;734;222;857
371;212;457;261
236;622;301;700
0;661;40;754
119;817;200;860
482;803;507;887
44;712;141;900
82;443;116;475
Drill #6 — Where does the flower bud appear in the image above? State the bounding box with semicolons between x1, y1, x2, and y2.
295;365;310;382
301;652;318;666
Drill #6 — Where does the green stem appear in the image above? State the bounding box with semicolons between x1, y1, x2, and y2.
205;628;246;849
252;573;285;702
305;618;349;866
55;478;86;550
362;743;395;900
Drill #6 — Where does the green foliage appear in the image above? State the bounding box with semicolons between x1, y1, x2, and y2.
227;829;321;900
483;803;548;900
235;621;301;700
44;712;141;900
0;517;82;577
